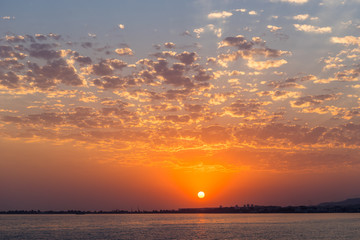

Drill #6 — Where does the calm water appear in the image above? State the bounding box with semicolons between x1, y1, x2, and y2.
1;213;360;239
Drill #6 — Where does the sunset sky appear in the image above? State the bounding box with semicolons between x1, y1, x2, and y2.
1;0;360;211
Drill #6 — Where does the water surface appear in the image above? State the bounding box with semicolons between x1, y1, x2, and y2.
1;213;360;239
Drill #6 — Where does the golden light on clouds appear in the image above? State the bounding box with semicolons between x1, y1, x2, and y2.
1;0;360;211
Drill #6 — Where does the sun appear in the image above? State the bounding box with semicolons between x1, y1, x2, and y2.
197;191;205;199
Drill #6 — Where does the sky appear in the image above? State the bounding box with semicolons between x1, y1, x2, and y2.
1;0;360;211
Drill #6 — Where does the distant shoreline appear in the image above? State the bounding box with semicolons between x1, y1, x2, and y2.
2;204;360;215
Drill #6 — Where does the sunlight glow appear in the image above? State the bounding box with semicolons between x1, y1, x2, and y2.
198;191;205;199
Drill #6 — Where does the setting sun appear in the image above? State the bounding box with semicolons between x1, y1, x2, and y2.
198;191;205;199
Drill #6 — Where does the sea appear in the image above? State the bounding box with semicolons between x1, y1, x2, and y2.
1;213;360;239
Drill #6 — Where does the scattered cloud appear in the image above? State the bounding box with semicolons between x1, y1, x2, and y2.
247;59;287;70
331;36;360;46
267;25;282;32
1;16;15;20
208;11;233;19
164;42;176;49
293;14;309;21
248;11;258;15
294;24;332;33
115;47;134;56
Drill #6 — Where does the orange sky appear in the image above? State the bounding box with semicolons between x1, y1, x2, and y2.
1;0;360;210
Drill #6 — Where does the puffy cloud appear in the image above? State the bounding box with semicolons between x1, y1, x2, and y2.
115;47;134;56
267;25;282;32
334;67;360;81
207;24;222;38
176;51;197;65
93;76;133;89
47;33;61;40
164;42;176;49
331;36;360;46
247;59;287;70
91;59;127;76
1;16;14;20
35;34;47;41
153;60;194;87
208;11;233;19
5;35;26;43
218;35;254;49
217;35;290;68
27;43;62;60
193;28;204;38
74;56;92;65
248;11;258;15
290;94;339;107
294;24;332;33
0;71;21;89
0;58;25;71
26;59;84;89
193;24;222;38
293;14;309;21
322;56;344;70
118;24;125;29
258;90;301;101
0;46;26;59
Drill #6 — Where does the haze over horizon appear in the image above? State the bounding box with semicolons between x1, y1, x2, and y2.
1;0;360;211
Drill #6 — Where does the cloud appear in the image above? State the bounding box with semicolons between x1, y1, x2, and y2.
258;90;301;101
193;28;204;38
88;33;96;38
294;24;332;33
208;11;233;19
164;42;176;49
118;24;125;29
248;11;258;15
35;34;47;41
5;35;26;43
218;35;254;49
290;94;339;107
334;67;360;81
268;75;316;88
0;71;21;89
27;43;62;60
74;56;92;65
26;59;84;89
153;60;194;87
293;14;309;21
91;59;127;76
193;24;222;38
0;46;26;59
331;36;360;46
224;99;269;118
94;76;129;89
217;35;290;68
247;59;287;70
207;24;222;38
2;16;15;20
115;47;134;56
267;25;282;32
